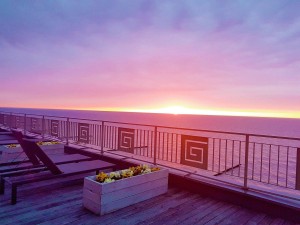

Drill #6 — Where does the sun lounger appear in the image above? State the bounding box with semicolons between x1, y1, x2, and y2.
0;139;19;145
0;153;93;194
0;131;13;135
0;135;12;140
4;138;115;204
0;154;92;173
0;131;94;193
0;128;9;132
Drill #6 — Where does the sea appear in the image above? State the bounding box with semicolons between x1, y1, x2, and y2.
1;107;300;138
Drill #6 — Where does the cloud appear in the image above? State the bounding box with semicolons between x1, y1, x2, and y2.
0;0;299;114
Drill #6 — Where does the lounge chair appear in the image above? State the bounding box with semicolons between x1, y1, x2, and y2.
0;131;93;193
0;128;10;132
4;138;115;204
4;129;68;165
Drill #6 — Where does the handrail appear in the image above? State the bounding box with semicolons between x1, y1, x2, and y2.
1;110;300;141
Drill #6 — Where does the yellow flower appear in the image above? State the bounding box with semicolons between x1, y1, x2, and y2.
96;172;108;183
151;167;160;172
104;178;115;183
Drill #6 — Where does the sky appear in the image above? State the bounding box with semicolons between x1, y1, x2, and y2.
0;0;300;118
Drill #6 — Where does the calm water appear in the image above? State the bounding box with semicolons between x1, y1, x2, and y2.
1;107;300;138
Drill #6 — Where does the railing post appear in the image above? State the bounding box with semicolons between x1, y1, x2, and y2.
101;121;104;155
66;118;70;145
42;115;45;138
153;126;157;165
243;134;250;190
24;114;27;135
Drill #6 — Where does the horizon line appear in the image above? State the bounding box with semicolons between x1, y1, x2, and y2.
1;106;300;120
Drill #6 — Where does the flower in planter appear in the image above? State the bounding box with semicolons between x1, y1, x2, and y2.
104;178;114;183
5;144;21;148
121;169;134;178
109;172;121;180
95;165;161;184
142;168;151;174
151;167;160;172
37;141;60;146
96;172;108;183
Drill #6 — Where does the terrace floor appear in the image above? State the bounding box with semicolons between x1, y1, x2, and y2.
0;137;299;225
0;172;299;225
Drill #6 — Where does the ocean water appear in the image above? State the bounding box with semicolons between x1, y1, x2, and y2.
1;107;300;138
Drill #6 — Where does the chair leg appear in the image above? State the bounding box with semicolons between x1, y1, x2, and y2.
11;184;17;205
0;177;4;194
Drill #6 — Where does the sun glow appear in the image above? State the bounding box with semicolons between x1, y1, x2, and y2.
153;106;191;115
76;106;300;119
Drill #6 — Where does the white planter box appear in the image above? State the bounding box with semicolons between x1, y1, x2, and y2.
83;168;169;215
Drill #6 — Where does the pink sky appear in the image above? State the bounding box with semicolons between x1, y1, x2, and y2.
0;1;299;118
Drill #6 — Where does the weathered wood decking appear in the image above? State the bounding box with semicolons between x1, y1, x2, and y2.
0;173;298;224
0;143;299;224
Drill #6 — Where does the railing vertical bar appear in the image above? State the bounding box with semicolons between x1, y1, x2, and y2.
175;133;178;163
91;124;94;145
260;144;263;182
94;124;96;146
268;144;272;184
135;129;139;155
243;134;250;190
238;141;241;177
112;126;115;149
218;139;221;173
143;129;146;156
107;124;109;149
285;147;289;188
9;112;12;129
114;126;117;150
252;143;255;179
153;126;157;165
166;133;169;161
24;114;27;135
42;115;45;138
66;118;69;145
162;132;165;161
277;145;280;185
95;124;98;146
146;130;149;157
212;138;215;172
171;133;174;162
112;126;117;149
106;126;111;149
151;131;153;158
101;121;104;154
158;132;161;159
108;125;111;149
139;129;142;156
111;126;113;149
106;125;109;148
99;124;102;148
225;139;228;174
231;140;234;176
110;125;113;149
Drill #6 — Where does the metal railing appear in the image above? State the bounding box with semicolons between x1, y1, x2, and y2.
1;111;299;200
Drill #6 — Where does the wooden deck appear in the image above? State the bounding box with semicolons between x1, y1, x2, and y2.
0;176;298;225
0;142;299;224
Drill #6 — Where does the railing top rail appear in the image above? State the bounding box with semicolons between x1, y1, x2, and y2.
1;110;300;141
